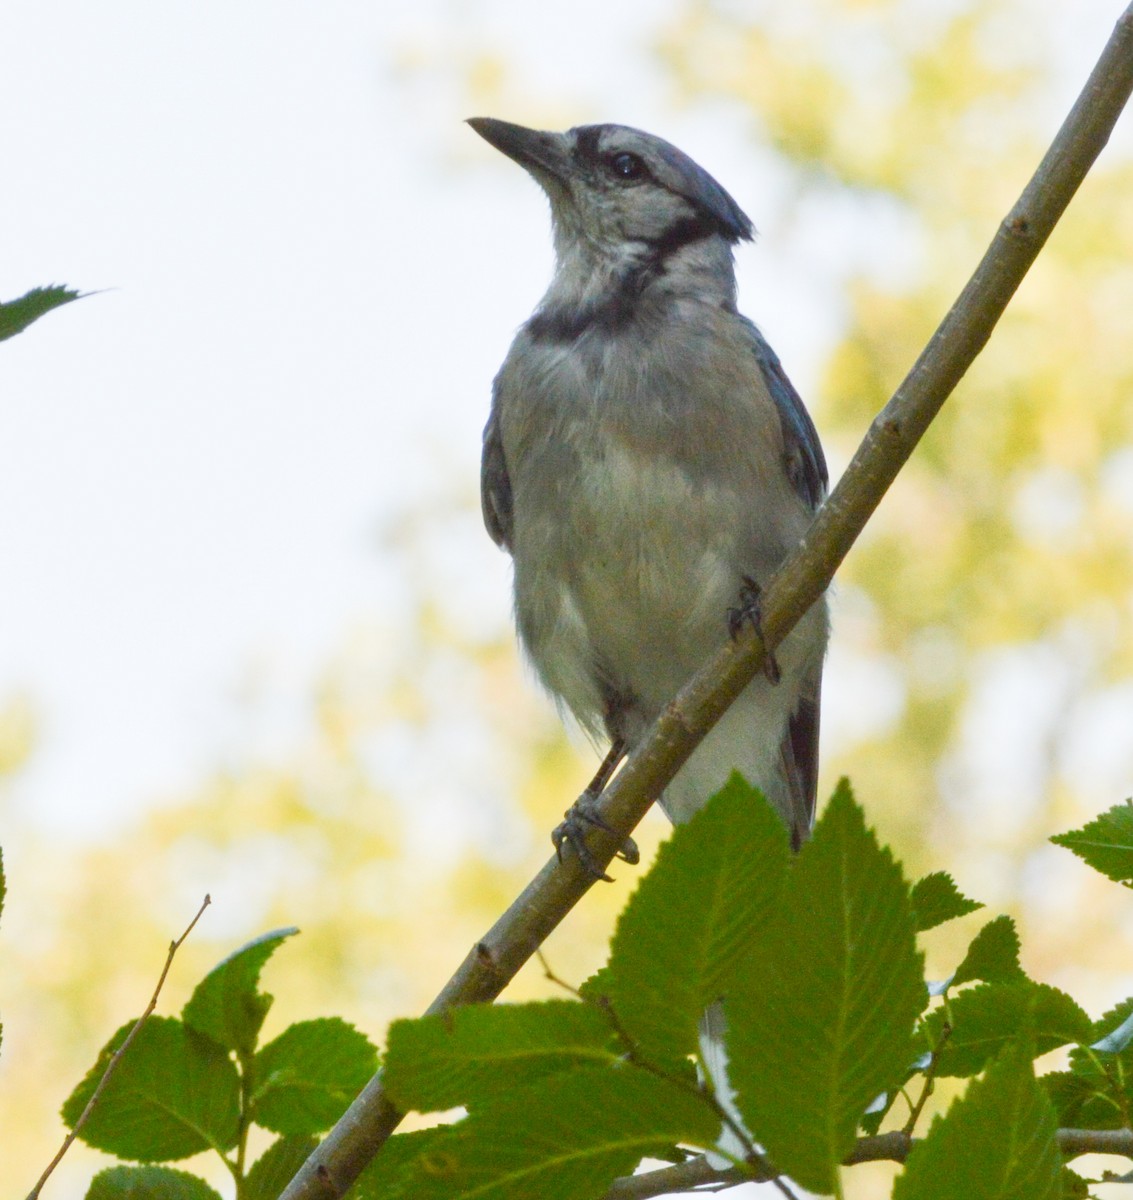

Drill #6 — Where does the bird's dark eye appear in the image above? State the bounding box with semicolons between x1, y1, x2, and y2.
608;152;644;180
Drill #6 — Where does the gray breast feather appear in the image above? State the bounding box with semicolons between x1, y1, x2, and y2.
480;295;826;843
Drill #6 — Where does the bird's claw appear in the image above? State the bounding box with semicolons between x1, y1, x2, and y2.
552;792;640;882
727;575;781;684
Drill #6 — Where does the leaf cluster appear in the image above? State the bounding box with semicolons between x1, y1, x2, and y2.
29;788;1133;1199
59;928;379;1200
359;786;1133;1199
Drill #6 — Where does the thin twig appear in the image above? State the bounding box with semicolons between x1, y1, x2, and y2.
279;9;1133;1198
602;1133;913;1199
542;951;796;1196
25;894;212;1200
542;950;793;1196
593;994;796;1200
902;1024;951;1136
605;1156;750;1199
535;949;583;998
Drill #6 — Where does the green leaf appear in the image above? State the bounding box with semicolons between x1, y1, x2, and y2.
910;871;983;932
1059;1167;1093;1199
352;1129;456;1200
85;1165;223;1200
182;926;298;1055
593;774;790;1065
951;916;1025;988
62;1016;240;1161
243;1135;319;1200
858;1058;924;1137
383;1000;618;1113
893;1041;1061;1200
1051;801;1133;886
252;1017;378;1135
858;1093;896;1137
1043;1070;1124;1132
375;1065;719;1200
1051;997;1133;1130
0;285;83;342
924;982;1091;1078
726;779;926;1195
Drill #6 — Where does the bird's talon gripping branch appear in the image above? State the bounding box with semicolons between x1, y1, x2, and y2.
552;793;639;882
728;575;782;684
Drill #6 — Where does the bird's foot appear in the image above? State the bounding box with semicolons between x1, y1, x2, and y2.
552;791;640;882
727;575;781;684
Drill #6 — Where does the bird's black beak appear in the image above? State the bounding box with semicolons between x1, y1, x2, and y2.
467;117;572;187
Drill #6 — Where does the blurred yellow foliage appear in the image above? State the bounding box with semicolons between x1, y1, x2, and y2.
0;693;36;777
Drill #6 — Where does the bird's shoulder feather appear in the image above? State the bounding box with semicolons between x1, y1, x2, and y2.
738;317;827;510
481;377;514;550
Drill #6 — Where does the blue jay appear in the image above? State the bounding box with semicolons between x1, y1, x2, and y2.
470;117;828;873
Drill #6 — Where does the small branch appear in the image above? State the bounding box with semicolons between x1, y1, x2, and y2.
544;954;795;1196
279;9;1133;1199
903;1024;950;1135
535;949;583;998
605;1156;749;1199
25;895;211;1200
592;994;794;1199
602;1127;1133;1200
603;1132;913;1199
1059;1127;1133;1160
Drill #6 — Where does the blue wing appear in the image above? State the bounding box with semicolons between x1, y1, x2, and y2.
481;379;514;551
740;317;827;511
741;318;826;838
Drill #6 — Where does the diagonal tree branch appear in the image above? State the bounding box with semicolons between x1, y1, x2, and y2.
280;7;1133;1197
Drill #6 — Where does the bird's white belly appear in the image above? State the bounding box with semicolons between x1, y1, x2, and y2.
518;443;749;725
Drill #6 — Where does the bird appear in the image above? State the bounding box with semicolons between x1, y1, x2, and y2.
469;116;828;874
